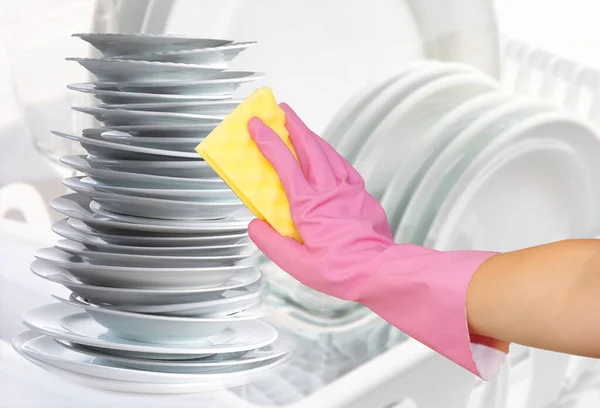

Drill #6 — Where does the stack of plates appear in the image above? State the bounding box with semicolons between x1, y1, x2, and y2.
264;59;600;318
14;33;291;393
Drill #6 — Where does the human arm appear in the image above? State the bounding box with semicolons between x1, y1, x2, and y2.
468;239;600;357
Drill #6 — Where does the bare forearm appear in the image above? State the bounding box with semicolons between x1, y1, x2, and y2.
467;239;600;357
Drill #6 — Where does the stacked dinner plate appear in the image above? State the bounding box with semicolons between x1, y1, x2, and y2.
13;34;291;393
264;59;600;321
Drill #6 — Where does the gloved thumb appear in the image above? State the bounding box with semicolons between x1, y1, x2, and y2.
248;219;306;272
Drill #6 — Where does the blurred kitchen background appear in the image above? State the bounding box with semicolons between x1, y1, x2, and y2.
2;1;600;407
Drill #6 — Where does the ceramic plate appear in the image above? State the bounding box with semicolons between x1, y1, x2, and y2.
22;303;277;358
354;71;497;200
79;176;234;201
69;281;262;316
94;71;264;95
88;200;249;226
334;62;476;162
380;91;513;232
65;218;249;246
85;154;218;178
33;250;257;289
323;60;432;146
85;134;200;152
98;99;242;114
67;58;227;82
101;123;219;138
112;42;256;64
72;106;227;126
72;33;233;56
67;82;232;104
15;331;286;384
31;260;261;306
59;184;243;220
60;155;224;188
52;240;257;268
53;295;261;344
65;176;236;202
51;219;250;255
52;130;203;160
51;194;250;235
426;113;600;251
14;349;281;394
61;336;290;374
397;99;557;244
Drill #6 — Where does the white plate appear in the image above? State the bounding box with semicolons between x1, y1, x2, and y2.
14;348;279;394
112;42;256;64
65;218;249;247
61;336;289;374
52;219;250;256
98;99;242;114
65;176;237;202
101;123;219;138
22;303;277;358
397;99;557;244
31;260;261;306
67;58;227;82
70;284;261;316
52;240;257;268
426;113;600;251
72;106;227;126
72;33;233;57
67;82;233;104
88;198;243;221
380;91;514;232
59;183;243;220
88;133;201;152
51;194;251;234
53;295;260;344
323;60;432;146
94;71;264;95
354;71;497;200
33;250;257;289
60;155;224;188
335;62;475;162
15;331;286;386
52;130;203;160
88;200;248;225
85;154;218;178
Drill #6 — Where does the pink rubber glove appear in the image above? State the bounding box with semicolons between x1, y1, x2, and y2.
247;103;509;380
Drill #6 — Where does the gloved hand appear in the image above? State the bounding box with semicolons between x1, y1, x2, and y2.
247;103;508;380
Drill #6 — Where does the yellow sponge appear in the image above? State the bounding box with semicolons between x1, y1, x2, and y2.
196;87;302;243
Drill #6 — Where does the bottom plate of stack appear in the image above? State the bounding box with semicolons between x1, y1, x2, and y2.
16;302;291;393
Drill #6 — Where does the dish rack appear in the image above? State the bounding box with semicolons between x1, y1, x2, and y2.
293;36;600;408
2;35;599;408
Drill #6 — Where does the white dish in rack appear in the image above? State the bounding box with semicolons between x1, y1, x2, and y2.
427;113;600;251
355;71;498;200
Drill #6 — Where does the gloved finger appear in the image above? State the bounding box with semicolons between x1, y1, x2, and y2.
248;118;312;200
279;103;338;190
315;136;365;186
280;103;363;186
248;219;308;278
